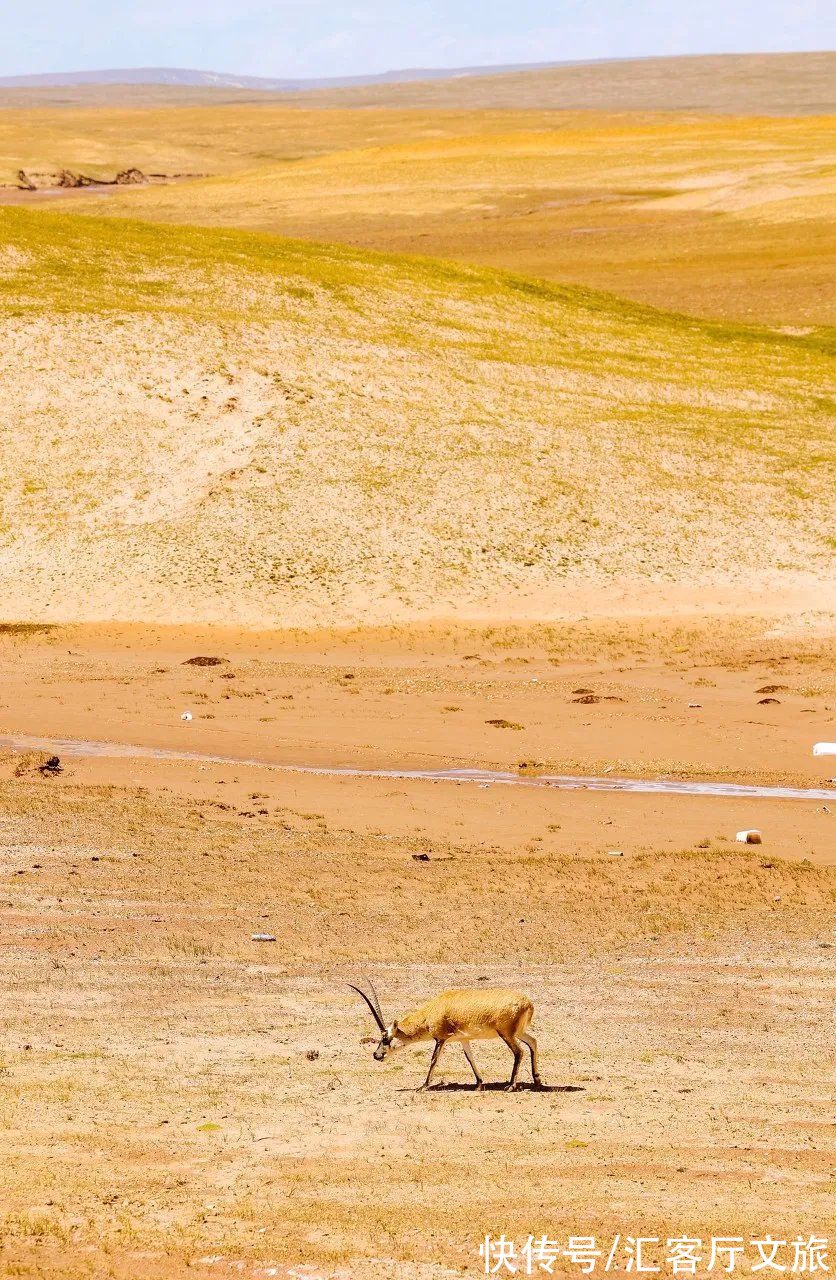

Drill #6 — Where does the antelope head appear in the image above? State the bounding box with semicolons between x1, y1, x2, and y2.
348;980;403;1060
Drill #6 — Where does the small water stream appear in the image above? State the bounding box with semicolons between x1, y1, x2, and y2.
2;733;835;800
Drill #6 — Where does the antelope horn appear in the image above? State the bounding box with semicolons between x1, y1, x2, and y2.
365;975;385;1025
348;982;387;1033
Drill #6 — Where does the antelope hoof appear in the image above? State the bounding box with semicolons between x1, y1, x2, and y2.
505;1082;520;1092
473;1082;485;1091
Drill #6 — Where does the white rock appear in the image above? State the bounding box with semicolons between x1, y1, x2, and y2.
736;829;762;844
813;742;836;756
180;711;193;722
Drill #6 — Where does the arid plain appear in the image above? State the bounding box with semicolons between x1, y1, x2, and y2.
0;52;834;1280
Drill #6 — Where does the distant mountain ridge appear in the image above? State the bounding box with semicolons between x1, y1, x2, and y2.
1;53;831;114
0;61;572;91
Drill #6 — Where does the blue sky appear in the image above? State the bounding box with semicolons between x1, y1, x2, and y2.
3;0;832;79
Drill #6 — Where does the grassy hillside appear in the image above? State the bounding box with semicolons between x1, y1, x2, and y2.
61;113;836;326
5;108;831;326
0;206;833;626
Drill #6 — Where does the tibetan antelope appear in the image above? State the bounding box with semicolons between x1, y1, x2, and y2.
349;981;543;1091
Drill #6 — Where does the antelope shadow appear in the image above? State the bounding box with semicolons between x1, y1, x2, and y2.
399;1081;584;1093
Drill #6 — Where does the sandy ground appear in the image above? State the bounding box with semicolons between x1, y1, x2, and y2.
0;618;834;1278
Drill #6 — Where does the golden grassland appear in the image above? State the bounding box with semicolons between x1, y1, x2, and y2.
0;206;833;626
0;101;570;182
4;106;834;324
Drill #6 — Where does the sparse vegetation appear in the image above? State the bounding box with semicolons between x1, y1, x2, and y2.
0;207;832;627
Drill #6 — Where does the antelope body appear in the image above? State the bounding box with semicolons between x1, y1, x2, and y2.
350;983;542;1090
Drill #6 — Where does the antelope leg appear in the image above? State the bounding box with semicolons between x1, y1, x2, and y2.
461;1041;484;1088
500;1035;524;1090
519;1030;543;1086
418;1039;445;1090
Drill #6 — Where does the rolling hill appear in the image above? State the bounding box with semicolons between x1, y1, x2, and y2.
0;207;832;627
30;111;833;327
0;60;567;92
0;52;832;113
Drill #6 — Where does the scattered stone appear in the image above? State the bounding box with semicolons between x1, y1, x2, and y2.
17;166;151;190
756;684;788;694
182;655;228;667
38;755;62;776
180;711;193;721
411;852;430;861
573;694;600;704
758;697;781;705
607;850;624;857
572;688;595;695
115;168;148;185
735;829;762;844
250;933;276;942
485;718;524;729
3;750;55;779
57;169;97;188
688;702;702;709
305;1049;319;1061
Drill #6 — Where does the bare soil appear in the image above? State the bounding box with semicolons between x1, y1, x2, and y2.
0;619;833;1278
